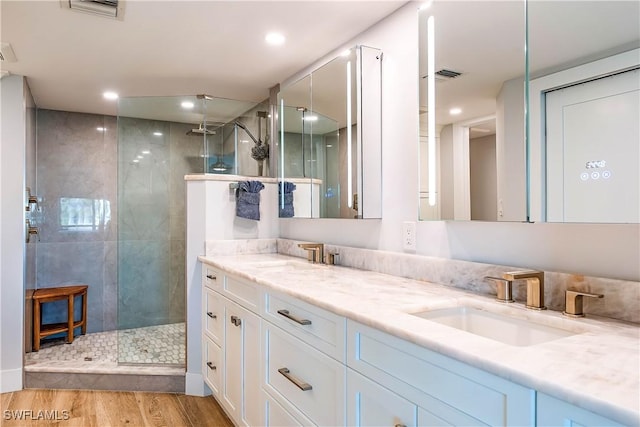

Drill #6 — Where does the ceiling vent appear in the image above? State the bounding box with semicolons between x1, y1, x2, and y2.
422;68;463;82
61;0;124;20
0;43;17;62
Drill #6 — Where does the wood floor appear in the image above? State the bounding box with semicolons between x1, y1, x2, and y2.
1;389;233;427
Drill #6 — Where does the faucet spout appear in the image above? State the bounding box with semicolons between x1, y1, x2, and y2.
297;243;324;263
502;270;546;310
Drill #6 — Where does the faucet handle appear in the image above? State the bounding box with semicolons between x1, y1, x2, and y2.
485;276;514;303
325;252;339;265
563;290;604;318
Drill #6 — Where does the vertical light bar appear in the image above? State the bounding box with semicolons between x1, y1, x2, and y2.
427;15;437;206
280;99;285;209
347;59;353;208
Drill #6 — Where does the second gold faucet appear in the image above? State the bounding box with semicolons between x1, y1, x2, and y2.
298;243;324;263
502;270;546;310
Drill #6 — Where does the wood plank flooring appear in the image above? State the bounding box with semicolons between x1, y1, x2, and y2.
1;389;233;427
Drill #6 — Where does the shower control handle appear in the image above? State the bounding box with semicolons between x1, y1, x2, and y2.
206;362;216;371
207;312;217;319
230;315;242;327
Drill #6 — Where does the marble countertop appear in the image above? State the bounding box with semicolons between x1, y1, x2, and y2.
198;253;640;425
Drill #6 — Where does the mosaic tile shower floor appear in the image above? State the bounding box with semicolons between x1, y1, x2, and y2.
25;323;185;375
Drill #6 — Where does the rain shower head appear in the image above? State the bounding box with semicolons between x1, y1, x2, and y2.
186;123;216;136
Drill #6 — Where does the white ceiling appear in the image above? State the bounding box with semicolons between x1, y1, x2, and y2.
0;0;406;117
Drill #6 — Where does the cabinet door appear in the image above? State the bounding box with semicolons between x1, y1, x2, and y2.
347;368;417;427
203;336;222;396
221;299;261;427
536;393;624;427
204;288;223;345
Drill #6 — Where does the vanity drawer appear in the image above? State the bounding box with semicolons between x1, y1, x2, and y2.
203;336;222;396
347;320;532;427
264;292;346;361
223;275;260;313
261;390;314;427
203;288;223;345
263;324;345;427
203;266;222;291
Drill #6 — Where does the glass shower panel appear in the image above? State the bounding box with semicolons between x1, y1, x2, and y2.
116;94;264;365
117;95;207;365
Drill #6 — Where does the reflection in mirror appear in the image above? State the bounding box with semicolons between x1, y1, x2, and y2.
419;1;526;221
527;1;639;223
117;94;268;176
278;46;382;219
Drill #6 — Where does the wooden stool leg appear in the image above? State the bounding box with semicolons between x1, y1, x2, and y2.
67;294;74;344
33;300;41;352
81;290;87;335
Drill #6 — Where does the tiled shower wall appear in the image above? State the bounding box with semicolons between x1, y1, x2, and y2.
35;109;195;333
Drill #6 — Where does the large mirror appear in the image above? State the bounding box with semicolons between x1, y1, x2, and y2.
418;1;526;221
527;1;639;223
278;45;383;219
419;1;640;223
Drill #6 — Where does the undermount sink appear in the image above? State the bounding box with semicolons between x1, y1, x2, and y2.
411;306;575;347
248;260;321;271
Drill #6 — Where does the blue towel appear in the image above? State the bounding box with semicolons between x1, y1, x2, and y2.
278;181;296;218
236;180;264;220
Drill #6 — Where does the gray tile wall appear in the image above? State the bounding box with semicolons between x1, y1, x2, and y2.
36;110;194;334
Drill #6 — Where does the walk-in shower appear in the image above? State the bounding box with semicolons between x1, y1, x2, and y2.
25;95;269;384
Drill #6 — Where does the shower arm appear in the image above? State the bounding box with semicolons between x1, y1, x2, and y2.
234;121;261;145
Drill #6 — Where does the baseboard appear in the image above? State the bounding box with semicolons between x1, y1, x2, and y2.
185;372;210;397
0;368;23;393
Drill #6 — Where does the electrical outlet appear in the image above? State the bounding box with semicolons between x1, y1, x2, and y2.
403;221;416;251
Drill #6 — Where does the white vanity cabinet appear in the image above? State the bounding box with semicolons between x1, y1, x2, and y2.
536;393;624;427
347;320;534;427
201;266;261;427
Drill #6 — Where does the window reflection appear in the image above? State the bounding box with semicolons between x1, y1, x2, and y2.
59;197;111;231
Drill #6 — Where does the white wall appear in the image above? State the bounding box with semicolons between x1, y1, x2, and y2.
279;2;640;282
0;75;27;392
185;175;281;395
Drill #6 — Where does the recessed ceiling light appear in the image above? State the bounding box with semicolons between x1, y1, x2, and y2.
153;132;163;136
340;49;351;57
181;101;194;109
449;108;462;115
141;150;151;154
103;91;118;100
96;127;106;132
265;32;285;46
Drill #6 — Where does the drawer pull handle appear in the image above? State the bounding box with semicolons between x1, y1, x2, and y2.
277;309;312;326
206;274;216;280
278;367;312;391
206;362;216;371
206;312;217;319
230;315;242;327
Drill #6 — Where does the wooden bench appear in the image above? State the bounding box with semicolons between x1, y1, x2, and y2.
32;285;88;351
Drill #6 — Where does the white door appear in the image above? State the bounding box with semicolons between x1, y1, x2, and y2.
545;68;639;222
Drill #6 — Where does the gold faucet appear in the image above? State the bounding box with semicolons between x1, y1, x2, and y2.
298;243;324;263
502;270;546;310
